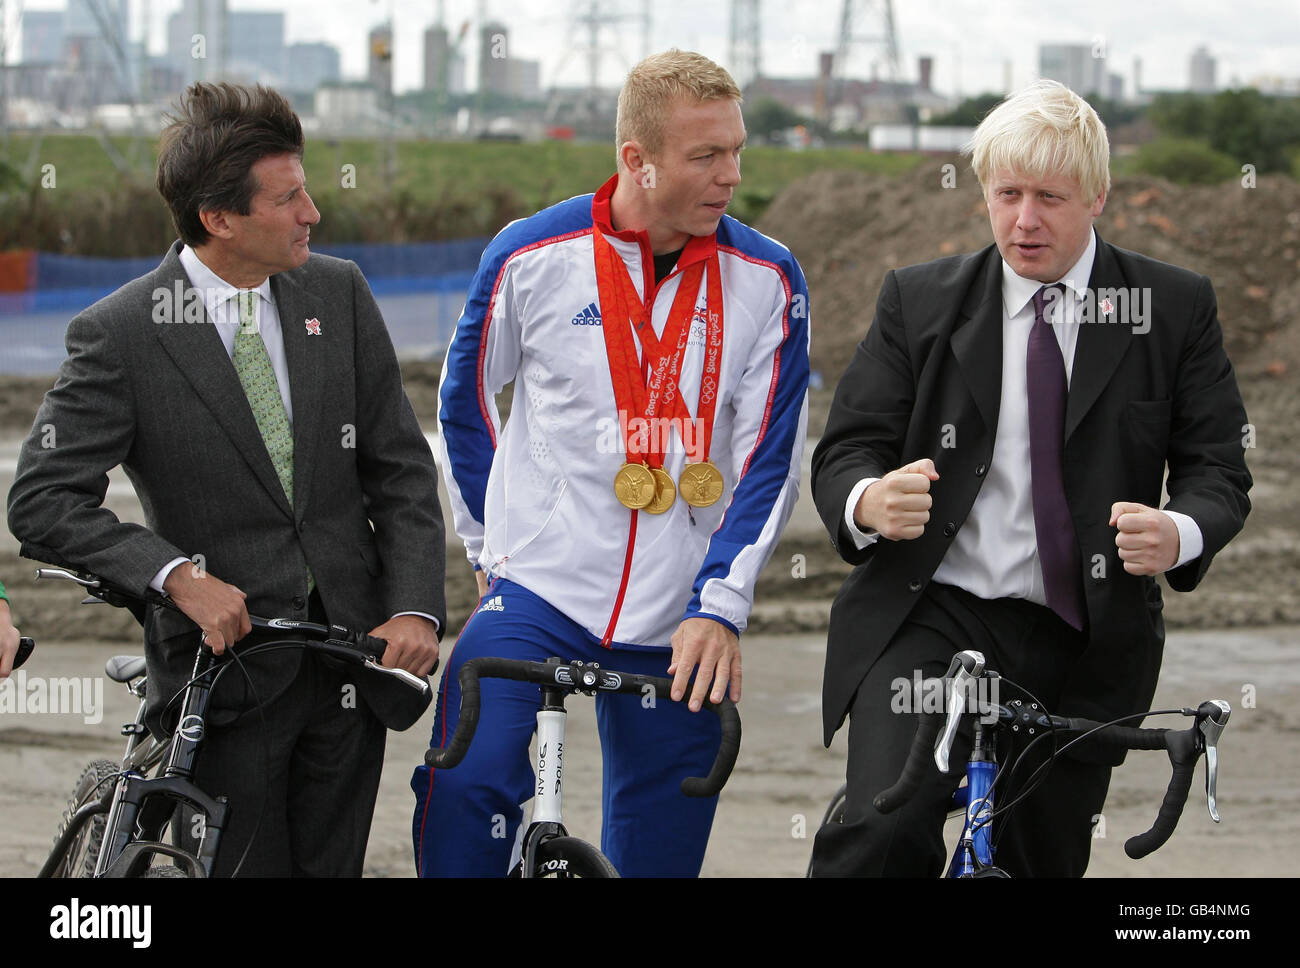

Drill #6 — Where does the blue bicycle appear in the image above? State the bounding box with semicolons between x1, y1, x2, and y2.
811;650;1230;877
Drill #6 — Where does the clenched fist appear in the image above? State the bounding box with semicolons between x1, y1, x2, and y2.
854;458;940;541
1109;501;1181;575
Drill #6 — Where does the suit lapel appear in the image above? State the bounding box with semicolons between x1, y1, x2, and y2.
949;250;1004;436
272;271;327;518
152;243;294;519
1066;236;1132;441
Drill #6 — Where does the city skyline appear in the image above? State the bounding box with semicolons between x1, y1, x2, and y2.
7;0;1300;98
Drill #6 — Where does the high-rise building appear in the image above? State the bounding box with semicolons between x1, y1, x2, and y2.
424;24;466;95
167;0;227;86
21;10;64;64
1189;46;1216;94
227;11;285;87
284;42;342;95
1039;43;1106;96
479;21;510;97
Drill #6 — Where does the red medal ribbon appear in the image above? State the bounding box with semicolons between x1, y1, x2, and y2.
591;179;725;470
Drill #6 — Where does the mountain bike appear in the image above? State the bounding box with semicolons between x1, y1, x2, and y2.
426;655;742;878
31;567;432;878
810;649;1229;877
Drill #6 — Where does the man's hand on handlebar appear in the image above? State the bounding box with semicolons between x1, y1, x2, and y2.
163;566;251;655
370;614;439;677
668;617;741;713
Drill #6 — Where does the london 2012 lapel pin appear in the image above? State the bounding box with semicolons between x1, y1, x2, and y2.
1100;297;1114;320
305;317;322;335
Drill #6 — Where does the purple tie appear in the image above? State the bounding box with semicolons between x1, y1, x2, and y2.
1027;284;1086;631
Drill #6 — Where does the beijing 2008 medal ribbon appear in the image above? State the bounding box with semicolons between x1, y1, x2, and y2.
593;196;705;515
676;252;726;507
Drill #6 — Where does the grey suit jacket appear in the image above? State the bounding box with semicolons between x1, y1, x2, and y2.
8;241;446;733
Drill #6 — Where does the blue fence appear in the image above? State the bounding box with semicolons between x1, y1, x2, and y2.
0;239;487;374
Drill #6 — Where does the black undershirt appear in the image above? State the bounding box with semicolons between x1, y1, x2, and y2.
653;247;685;285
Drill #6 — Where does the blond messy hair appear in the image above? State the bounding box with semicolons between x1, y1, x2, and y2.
615;49;742;164
966;79;1111;203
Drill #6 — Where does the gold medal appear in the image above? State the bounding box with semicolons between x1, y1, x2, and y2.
679;460;724;507
614;462;655;509
644;467;676;514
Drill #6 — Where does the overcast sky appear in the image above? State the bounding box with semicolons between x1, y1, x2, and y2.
11;0;1300;96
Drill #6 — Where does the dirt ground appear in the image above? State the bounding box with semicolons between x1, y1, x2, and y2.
2;627;1296;878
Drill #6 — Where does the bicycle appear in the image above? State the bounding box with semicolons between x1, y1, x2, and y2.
425;655;742;877
809;649;1230;877
30;567;432;878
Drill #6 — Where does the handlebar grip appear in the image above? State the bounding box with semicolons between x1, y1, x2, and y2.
874;711;944;814
423;657;493;769
1125;727;1198;859
13;637;35;670
681;697;740;798
360;633;389;660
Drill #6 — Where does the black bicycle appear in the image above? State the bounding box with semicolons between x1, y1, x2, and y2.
426;655;742;877
31;567;432;878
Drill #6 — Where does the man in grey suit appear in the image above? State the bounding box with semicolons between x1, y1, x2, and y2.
7;83;445;875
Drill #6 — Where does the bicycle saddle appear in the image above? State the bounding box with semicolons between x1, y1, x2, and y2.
105;655;147;683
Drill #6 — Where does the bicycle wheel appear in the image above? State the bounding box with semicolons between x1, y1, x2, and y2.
49;759;118;877
517;836;620;878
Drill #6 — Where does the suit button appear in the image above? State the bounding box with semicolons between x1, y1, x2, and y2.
943;522;957;537
907;579;922;593
291;596;306;611
975;463;987;477
298;520;307;533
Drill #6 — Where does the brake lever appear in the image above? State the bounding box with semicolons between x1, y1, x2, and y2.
1197;699;1230;823
935;650;985;773
363;658;432;694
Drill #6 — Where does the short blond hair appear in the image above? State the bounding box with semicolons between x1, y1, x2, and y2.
615;49;742;163
966;80;1110;203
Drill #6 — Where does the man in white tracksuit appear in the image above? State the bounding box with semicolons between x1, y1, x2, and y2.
412;49;810;876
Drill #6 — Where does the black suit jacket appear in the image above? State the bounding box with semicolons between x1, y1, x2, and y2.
812;235;1251;750
8;242;446;733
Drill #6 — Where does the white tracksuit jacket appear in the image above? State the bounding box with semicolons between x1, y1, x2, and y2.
436;177;810;648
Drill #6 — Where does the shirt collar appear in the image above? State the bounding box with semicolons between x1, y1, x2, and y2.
1001;227;1097;319
178;244;275;325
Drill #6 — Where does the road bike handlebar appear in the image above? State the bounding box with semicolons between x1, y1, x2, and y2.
873;649;1229;861
424;656;742;798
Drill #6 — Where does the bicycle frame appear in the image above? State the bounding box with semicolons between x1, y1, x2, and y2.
947;722;998;877
41;646;229;878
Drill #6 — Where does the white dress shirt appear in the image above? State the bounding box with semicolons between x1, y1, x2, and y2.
843;229;1203;604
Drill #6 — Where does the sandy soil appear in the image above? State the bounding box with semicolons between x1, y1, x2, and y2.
2;626;1295;878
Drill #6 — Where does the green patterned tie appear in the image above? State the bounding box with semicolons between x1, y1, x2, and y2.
233;291;313;592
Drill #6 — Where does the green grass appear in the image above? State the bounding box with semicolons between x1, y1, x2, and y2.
0;133;925;253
